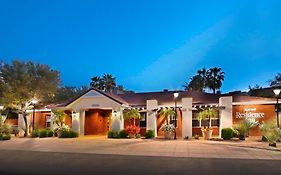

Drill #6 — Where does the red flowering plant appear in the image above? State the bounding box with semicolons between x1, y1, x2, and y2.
123;109;141;138
125;125;140;136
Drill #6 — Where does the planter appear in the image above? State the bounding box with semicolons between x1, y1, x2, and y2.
269;142;277;147
164;131;174;140
238;134;245;140
56;129;62;138
201;128;213;140
128;133;135;138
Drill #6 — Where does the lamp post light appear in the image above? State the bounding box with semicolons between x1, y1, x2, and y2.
173;92;179;140
273;89;281;128
31;99;38;131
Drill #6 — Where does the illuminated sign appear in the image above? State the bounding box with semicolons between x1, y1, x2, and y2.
235;107;265;119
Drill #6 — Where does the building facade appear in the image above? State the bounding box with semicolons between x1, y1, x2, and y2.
14;88;279;138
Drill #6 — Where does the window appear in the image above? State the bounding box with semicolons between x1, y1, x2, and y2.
139;112;146;128
192;112;200;127
192;111;220;127
46;115;51;128
170;115;178;128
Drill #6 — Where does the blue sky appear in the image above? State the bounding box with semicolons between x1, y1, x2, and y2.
1;0;281;93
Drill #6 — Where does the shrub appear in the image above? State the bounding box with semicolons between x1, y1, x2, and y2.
125;125;140;135
136;133;141;138
0;124;11;135
107;131;114;138
59;129;78;138
68;130;78;138
112;131;120;138
259;120;281;146
234;119;258;139
119;129;127;138
39;129;48;138
221;128;235;140
0;133;11;140
145;130;154;139
47;130;54;137
31;130;39;138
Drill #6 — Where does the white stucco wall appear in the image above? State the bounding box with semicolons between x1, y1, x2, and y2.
72;112;80;134
146;100;158;137
111;109;124;131
219;96;233;137
182;98;193;139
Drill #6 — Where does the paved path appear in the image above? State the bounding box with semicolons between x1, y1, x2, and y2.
0;137;280;160
0;150;280;175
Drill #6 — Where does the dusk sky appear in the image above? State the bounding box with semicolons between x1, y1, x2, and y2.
1;0;281;93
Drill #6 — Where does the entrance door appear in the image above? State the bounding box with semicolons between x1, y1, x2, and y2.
84;109;111;135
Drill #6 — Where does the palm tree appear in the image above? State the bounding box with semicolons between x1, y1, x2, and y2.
53;110;66;128
102;74;116;92
90;76;104;90
206;67;225;94
269;73;281;87
123;109;141;126
198;107;217;129
183;75;204;91
183;68;207;92
158;108;176;124
197;68;208;88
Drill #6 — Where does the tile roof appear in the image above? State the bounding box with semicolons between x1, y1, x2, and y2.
48;89;277;109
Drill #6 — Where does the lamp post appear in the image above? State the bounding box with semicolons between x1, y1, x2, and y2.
31;99;38;131
0;105;4;126
173;92;179;140
273;89;281;128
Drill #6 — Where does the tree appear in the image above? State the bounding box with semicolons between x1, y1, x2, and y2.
198;108;217;129
183;75;204;91
123;109;141;126
53;86;88;103
90;76;104;90
102;74;116;92
0;60;60;136
158;108;176;125
90;74;116;92
53;110;66;128
269;73;281;87
183;67;224;93
206;67;225;94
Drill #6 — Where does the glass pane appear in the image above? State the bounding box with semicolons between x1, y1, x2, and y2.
192;120;200;127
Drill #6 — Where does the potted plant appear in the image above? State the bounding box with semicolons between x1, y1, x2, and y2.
123;109;141;138
159;108;176;139
198;107;217;140
160;124;175;139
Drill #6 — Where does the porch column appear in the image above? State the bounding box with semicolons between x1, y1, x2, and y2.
18;114;26;136
112;109;123;131
182;98;193;139
72;111;80;134
79;110;85;136
146;100;158;137
219;96;233;138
